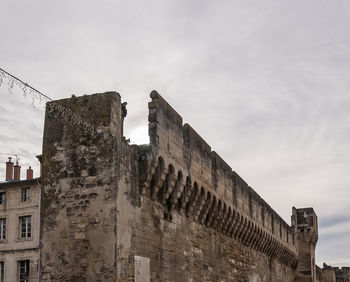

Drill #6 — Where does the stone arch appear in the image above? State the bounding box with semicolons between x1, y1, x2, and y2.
205;196;217;226
267;237;273;256
231;213;242;237
193;187;206;220
169;170;184;209
253;224;260;246
247;224;257;247
218;203;228;231
198;191;212;224
263;234;272;256
167;164;174;171
160;164;176;204
226;209;237;235
233;215;245;239
177;171;183;183
271;239;278;258
266;234;273;255
238;217;248;240
151;156;167;200
261;229;267;250
269;237;276;256
210;199;222;228
186;182;199;217
254;227;263;250
178;176;192;214
277;242;283;260
258;230;267;252
249;223;257;246
240;220;250;244
240;219;251;243
222;206;232;233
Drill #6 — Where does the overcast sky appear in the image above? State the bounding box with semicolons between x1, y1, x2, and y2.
1;0;349;267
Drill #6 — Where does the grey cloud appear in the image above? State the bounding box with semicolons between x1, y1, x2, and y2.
0;0;349;266
319;214;350;229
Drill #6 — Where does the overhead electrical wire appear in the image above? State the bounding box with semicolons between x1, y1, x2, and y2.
0;67;52;101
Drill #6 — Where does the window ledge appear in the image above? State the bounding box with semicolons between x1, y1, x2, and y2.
16;237;33;242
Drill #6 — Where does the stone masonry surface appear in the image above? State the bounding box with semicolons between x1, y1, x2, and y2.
38;91;349;282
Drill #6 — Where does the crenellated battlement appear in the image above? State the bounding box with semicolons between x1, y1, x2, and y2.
321;264;350;282
144;90;298;266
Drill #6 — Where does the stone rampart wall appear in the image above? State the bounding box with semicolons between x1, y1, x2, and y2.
40;91;306;281
128;196;295;281
145;90;297;266
318;264;350;282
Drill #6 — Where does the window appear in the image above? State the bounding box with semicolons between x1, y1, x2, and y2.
0;192;5;205
0;261;4;282
0;219;6;240
18;260;30;282
21;188;30;202
20;216;31;239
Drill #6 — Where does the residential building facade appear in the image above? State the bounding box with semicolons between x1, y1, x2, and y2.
0;158;40;282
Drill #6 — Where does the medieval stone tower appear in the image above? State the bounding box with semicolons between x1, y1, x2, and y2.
40;92;129;280
292;207;318;282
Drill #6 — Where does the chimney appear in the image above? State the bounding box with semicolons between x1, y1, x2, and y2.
26;166;33;180
13;160;21;181
5;157;14;181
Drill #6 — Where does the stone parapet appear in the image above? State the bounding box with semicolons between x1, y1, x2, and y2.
146;90;298;262
139;152;298;268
